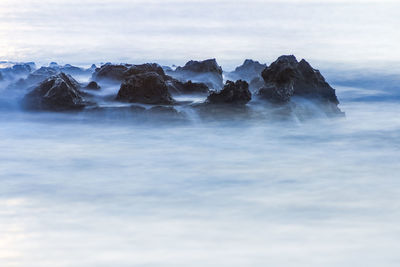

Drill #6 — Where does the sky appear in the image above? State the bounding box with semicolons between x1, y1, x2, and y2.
0;0;399;70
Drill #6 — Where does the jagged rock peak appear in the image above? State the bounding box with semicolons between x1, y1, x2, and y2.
176;59;223;75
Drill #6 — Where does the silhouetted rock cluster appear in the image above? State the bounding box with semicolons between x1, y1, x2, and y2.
0;55;343;117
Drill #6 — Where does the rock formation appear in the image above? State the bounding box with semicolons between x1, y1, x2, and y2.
116;72;175;105
167;59;224;89
207;80;251;105
258;55;339;106
22;73;89;111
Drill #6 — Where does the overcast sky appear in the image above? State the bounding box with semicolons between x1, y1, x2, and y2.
0;0;399;69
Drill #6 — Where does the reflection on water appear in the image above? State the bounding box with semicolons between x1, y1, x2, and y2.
0;77;400;266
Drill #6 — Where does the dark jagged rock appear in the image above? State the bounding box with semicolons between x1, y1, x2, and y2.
176;59;223;74
22;73;89;111
116;72;175;105
169;59;224;89
259;55;339;105
92;63;131;81
124;63;166;77
92;63;167;82
166;80;209;95
181;80;209;94
85;81;101;90
207;80;251;105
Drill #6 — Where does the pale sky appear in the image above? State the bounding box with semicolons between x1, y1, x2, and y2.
0;0;399;69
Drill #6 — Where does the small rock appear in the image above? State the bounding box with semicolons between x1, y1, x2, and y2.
207;80;251;105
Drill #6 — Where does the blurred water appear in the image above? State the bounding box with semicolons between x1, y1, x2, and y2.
0;79;400;266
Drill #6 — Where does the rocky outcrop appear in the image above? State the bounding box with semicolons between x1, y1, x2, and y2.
166;80;209;95
258;55;339;105
92;63;130;81
22;73;89;111
85;81;101;90
207;80;251;105
116;72;175;105
176;59;222;74
92;63;167;82
168;59;224;89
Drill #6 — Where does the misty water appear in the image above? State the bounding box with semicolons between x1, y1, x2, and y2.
1;0;400;266
1;69;400;266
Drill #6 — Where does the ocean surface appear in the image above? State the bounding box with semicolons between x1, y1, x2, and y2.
0;72;400;266
1;0;400;266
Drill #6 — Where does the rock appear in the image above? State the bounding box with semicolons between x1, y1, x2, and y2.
257;84;293;103
176;59;223;74
206;80;251;105
92;63;131;81
228;59;267;83
181;80;209;94
259;55;339;105
9;67;60;89
59;64;87;76
85;81;101;90
11;63;34;76
0;62;35;81
92;63;167;82
170;59;224;89
49;62;59;68
116;72;175;105
124;63;166;77
166;80;209;95
22;73;89;111
88;64;97;72
249;76;266;92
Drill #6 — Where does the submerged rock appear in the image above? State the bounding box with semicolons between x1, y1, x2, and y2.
85;81;101;90
116;72;175;105
207;80;251;105
259;55;339;105
169;59;224;89
22;73;89;111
